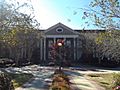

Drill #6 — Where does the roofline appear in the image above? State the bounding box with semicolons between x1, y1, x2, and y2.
44;22;80;35
38;29;105;31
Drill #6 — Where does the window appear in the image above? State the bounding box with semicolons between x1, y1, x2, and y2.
56;28;63;33
66;40;71;48
48;40;53;48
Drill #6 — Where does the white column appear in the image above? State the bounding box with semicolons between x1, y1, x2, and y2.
54;38;56;44
64;38;66;42
44;37;46;60
74;37;76;60
40;38;43;60
21;47;23;58
76;38;78;60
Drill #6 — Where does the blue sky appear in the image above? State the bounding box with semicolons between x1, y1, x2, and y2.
1;0;97;29
31;0;94;29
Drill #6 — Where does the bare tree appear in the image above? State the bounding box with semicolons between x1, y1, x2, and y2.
0;0;41;65
81;0;120;64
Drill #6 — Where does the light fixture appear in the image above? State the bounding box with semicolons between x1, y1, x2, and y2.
57;42;62;47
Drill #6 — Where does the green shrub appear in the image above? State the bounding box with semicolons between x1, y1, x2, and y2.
0;58;15;67
111;73;120;88
0;73;14;90
11;73;33;88
54;69;64;75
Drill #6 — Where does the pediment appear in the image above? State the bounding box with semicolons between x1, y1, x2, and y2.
44;23;79;35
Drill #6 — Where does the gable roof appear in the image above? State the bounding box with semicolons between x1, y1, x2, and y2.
44;23;79;35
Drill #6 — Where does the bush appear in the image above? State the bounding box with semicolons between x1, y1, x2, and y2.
0;58;15;67
11;73;33;88
0;73;14;90
54;69;64;75
111;73;120;89
50;70;70;90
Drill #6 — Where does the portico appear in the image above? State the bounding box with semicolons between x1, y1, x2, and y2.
40;23;82;62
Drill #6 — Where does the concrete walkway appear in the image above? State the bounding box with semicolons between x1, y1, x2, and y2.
3;65;54;90
64;70;105;90
15;67;105;90
64;66;120;90
1;65;120;90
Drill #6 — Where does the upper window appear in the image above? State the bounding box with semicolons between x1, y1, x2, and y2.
56;28;63;33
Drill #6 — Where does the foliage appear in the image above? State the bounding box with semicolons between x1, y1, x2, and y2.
0;0;39;30
50;70;70;90
0;27;39;65
95;30;120;63
0;73;14;90
0;0;41;65
111;73;120;89
81;32;98;54
11;73;33;88
0;71;33;88
114;86;120;90
81;30;120;66
87;73;120;90
82;0;120;29
49;40;71;68
0;58;15;67
80;0;120;65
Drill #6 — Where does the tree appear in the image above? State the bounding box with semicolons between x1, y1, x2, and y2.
49;40;71;69
96;30;120;63
82;0;120;65
0;0;41;65
80;32;98;64
83;0;120;30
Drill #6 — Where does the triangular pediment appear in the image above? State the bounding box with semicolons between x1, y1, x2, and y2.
44;23;79;35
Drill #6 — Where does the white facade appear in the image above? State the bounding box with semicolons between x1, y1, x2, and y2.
40;23;83;61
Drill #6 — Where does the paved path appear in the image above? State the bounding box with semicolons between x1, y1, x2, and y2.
67;66;120;75
64;66;120;90
1;65;120;90
15;70;52;90
3;65;54;90
64;70;105;90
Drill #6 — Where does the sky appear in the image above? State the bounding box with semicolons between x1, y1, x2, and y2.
31;0;94;29
1;0;97;29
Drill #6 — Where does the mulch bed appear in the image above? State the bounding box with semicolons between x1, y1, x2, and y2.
50;69;71;90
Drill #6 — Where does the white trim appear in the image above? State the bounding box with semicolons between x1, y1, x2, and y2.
44;38;46;60
54;38;56;44
74;38;76;60
44;23;80;35
44;35;79;38
40;39;43;60
59;23;80;35
56;27;63;33
64;38;66;42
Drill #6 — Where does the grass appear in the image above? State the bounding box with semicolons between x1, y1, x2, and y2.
8;72;33;88
86;73;114;90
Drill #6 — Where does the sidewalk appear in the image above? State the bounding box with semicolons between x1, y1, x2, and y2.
5;65;55;90
15;67;105;90
65;70;105;90
2;65;119;90
16;77;49;90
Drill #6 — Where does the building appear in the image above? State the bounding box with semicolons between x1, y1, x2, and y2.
39;23;104;63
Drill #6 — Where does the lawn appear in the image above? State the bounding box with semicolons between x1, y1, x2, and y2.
8;72;33;88
85;73;120;90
